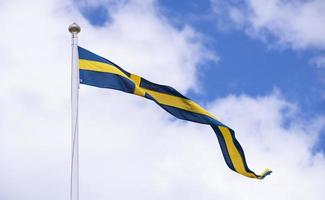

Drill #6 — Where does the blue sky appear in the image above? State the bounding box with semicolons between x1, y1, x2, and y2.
159;0;324;114
79;0;325;150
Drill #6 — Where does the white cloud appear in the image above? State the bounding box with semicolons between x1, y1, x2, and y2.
204;92;325;200
78;90;325;200
0;0;325;200
211;0;325;50
0;0;212;199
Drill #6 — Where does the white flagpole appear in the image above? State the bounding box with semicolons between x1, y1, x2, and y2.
68;22;81;200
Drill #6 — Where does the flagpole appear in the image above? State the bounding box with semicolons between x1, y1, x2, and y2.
69;22;81;200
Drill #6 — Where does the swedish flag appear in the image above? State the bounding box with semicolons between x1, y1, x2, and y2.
78;46;271;179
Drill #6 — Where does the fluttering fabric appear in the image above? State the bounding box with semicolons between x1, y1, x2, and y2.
78;46;271;179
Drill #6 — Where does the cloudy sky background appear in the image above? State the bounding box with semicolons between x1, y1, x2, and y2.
0;0;325;199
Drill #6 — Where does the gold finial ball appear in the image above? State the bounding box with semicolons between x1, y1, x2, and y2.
68;23;81;33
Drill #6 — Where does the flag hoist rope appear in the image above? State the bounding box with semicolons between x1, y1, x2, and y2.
69;23;81;200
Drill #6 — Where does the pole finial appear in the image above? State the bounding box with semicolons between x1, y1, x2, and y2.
69;22;81;34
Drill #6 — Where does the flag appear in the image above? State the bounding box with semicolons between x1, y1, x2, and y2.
78;46;272;179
